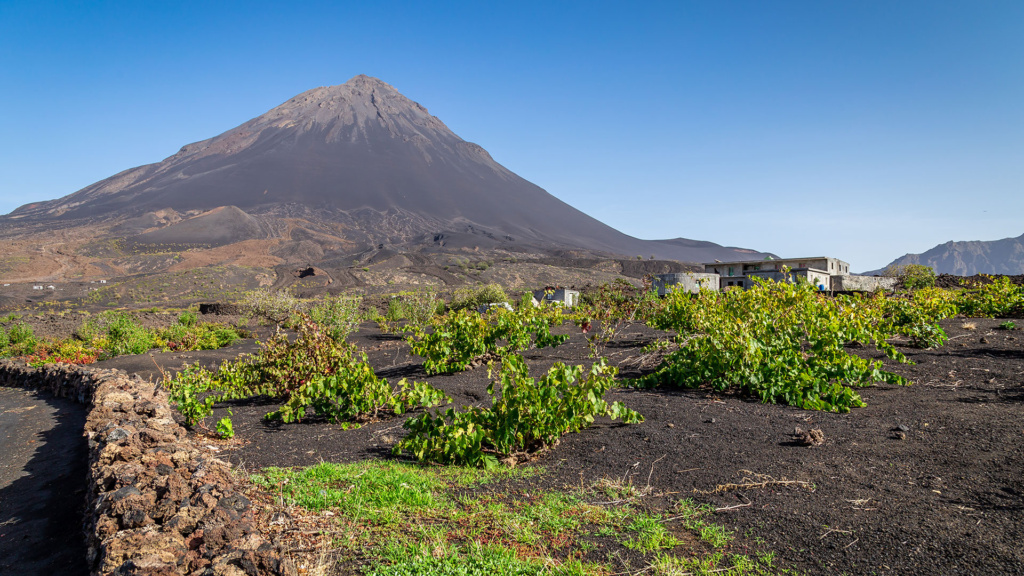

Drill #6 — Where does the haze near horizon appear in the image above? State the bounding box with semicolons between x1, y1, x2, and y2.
1;1;1021;271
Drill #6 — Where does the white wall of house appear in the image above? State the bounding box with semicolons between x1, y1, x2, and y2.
705;257;850;277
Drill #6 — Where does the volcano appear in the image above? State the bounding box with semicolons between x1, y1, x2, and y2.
3;75;768;277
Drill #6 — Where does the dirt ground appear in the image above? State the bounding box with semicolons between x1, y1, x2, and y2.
83;315;1024;576
0;387;89;576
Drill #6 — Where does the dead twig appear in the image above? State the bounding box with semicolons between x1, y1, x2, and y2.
820;527;853;539
150;354;168;381
695;470;812;495
714;502;752;512
646;454;667;488
618;342;679;371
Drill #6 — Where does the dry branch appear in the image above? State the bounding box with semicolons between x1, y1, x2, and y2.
695;470;812;495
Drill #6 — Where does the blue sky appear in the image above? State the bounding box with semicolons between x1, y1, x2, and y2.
1;1;1020;271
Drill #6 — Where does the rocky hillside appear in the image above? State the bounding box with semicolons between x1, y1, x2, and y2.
873;233;1024;275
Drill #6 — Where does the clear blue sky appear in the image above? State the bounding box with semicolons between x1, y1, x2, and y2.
1;1;1021;271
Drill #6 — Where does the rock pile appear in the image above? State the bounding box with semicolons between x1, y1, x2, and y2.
0;360;294;576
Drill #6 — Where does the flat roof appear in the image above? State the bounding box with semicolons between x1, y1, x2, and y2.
702;256;844;266
746;267;829;273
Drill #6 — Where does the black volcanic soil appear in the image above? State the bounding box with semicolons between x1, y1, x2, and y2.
84;317;1024;576
936;273;1024;290
0;387;89;576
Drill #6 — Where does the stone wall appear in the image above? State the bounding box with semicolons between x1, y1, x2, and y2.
0;360;294;576
652;273;719;296
831;275;898;292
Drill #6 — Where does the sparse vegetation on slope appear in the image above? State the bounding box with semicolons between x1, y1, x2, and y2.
0;310;245;366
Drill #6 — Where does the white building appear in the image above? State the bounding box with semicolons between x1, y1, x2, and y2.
704;257;849;291
532;288;580;307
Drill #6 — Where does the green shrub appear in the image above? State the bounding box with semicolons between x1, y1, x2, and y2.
576;278;662;356
407;305;568;375
26;339;100;366
645;279;914;412
177;310;198;327
74;317;101;342
883;264;936;290
449;284;509;311
308;295;362;342
395;355;642;468
104;313;156;356
166;316;449;426
158;322;242;351
876;292;951;349
240;288;299;324
1;323;39;356
216;410;235;439
955;276;1024;318
909;287;960;321
384;290;443;327
998;320;1017;330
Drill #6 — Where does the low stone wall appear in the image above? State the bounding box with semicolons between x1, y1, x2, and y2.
831;275;898;292
0;360;294;576
652;273;719;296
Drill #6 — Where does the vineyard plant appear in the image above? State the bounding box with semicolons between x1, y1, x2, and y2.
395;355;643;468
406;305;569;375
166;315;450;428
643;278;937;412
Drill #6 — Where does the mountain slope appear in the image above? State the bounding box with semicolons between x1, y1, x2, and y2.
3;75;768;267
873;233;1024;275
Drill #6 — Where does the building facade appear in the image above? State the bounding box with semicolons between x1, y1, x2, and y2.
704;257;850;291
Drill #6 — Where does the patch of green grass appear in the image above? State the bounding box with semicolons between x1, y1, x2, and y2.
623;513;680;552
369;542;596;576
251;461;535;518
251;463;790;575
698;524;732;548
668;499;733;548
650;550;792;575
254;461;451;521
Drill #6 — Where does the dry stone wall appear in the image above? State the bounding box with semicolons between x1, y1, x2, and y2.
0;360;294;576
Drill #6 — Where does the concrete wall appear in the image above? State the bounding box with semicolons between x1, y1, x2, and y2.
831;275;898;292
720;276;746;290
745;269;831;291
652;273;719;296
705;264;742;278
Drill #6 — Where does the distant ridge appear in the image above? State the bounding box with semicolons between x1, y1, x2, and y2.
870;233;1024;275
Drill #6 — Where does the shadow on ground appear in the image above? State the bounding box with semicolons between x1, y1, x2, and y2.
0;387;89;576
